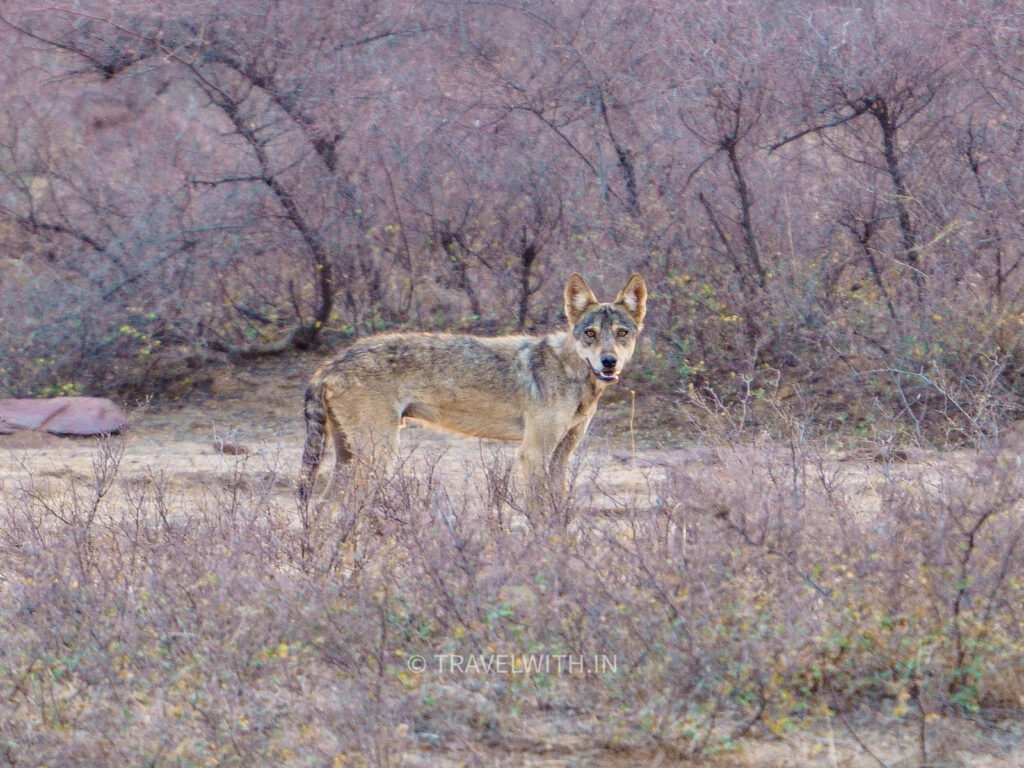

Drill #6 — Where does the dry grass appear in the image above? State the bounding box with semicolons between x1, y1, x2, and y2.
1;381;1023;767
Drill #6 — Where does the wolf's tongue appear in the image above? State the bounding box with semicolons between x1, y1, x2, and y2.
588;361;618;382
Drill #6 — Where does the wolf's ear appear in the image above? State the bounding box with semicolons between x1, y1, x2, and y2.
614;273;647;326
565;273;599;325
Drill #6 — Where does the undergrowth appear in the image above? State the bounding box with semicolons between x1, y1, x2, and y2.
1;423;1022;766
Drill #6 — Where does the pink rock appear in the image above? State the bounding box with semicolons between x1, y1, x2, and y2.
0;397;128;436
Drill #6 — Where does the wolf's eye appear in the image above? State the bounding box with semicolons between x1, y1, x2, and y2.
617;329;629;338
584;329;597;339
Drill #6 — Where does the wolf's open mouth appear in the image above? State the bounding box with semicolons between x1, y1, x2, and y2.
590;363;619;382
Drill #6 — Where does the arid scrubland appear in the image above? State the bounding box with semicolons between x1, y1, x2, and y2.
1;0;1024;442
0;371;1023;765
2;0;1024;765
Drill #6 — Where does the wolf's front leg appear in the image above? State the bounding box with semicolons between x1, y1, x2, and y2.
549;418;590;493
518;416;573;516
515;439;546;513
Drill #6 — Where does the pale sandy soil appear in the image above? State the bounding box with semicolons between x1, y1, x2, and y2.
0;357;671;514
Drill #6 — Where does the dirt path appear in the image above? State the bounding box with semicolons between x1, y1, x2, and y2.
0;356;672;512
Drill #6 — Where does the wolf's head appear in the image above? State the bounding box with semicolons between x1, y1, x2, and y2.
564;273;647;383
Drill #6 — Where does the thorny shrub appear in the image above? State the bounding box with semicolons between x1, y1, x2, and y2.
5;1;1024;444
0;429;1022;766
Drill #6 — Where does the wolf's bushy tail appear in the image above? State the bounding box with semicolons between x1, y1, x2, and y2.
298;380;328;507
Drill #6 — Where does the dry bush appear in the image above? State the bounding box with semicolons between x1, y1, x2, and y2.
1;423;1022;766
5;1;1024;448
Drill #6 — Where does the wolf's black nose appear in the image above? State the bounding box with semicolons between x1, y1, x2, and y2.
600;354;617;369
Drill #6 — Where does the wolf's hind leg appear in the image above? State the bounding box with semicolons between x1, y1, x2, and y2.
321;413;354;500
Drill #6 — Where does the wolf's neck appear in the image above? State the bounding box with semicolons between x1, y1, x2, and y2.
547;331;581;368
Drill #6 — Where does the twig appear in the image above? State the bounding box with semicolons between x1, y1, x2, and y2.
716;508;835;603
837;710;891;768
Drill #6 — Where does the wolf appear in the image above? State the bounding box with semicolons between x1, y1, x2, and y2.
297;273;647;508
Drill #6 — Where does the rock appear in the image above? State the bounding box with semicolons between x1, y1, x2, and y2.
0;397;128;436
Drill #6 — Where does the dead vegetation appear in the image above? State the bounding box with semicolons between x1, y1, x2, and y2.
2;2;1024;763
1;380;1022;767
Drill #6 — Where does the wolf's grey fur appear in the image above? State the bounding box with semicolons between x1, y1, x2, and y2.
298;273;647;508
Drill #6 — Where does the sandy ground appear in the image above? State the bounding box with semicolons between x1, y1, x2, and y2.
0;356;673;514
